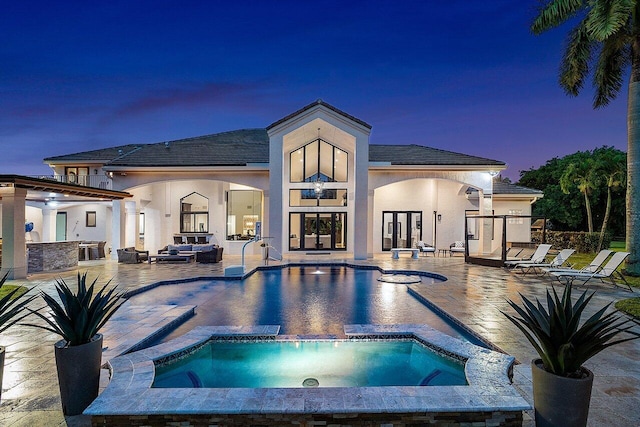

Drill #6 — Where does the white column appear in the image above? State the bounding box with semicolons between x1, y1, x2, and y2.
367;189;374;257
353;133;369;259
268;134;284;253
1;187;28;279
41;207;57;242
478;189;493;255
111;200;125;259
125;201;137;248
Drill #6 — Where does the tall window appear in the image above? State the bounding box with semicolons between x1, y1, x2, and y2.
290;139;347;183
180;192;209;233
227;190;262;240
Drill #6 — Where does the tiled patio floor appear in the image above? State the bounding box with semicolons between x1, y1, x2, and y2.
0;253;638;426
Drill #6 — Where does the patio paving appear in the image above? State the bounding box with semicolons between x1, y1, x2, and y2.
0;253;638;426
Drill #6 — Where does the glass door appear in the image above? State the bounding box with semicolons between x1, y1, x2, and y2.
289;213;347;251
382;211;422;250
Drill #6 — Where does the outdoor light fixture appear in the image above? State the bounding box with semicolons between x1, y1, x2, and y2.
437;214;442;223
488;170;499;177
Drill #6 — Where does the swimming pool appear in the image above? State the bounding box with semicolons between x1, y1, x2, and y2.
128;265;483;345
152;340;467;389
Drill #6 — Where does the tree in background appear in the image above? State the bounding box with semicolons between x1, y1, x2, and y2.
531;1;640;274
560;156;597;233
518;148;626;239
595;146;627;251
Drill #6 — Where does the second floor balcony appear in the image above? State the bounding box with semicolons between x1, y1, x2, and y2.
34;174;113;190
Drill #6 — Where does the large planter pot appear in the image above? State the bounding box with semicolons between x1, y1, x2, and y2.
54;334;103;416
0;346;5;401
531;358;594;427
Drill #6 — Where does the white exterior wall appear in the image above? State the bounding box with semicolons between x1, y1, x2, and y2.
493;199;535;244
373;179;478;251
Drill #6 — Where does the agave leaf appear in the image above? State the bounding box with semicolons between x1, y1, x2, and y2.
502;283;640;377
24;272;124;346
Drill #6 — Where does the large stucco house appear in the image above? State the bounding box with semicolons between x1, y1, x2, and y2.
2;100;542;277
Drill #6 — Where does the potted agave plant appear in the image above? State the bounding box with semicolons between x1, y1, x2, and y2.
502;284;639;427
27;272;124;415
0;272;36;401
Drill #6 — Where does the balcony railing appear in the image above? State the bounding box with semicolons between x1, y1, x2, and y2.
32;175;113;190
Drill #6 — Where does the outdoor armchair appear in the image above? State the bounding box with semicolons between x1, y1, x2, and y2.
117;247;149;263
195;247;224;263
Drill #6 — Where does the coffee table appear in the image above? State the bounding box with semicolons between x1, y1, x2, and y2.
148;253;195;264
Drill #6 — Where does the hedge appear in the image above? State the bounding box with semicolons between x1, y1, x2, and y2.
531;231;612;253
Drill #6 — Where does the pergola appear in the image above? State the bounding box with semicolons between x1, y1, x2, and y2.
0;175;131;279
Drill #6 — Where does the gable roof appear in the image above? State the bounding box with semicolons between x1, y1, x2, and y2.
492;181;543;196
266;99;372;131
369;144;505;166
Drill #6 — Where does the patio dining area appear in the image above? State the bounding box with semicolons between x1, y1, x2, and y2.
0;253;637;426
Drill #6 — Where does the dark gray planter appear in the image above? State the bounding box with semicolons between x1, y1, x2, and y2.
54;334;103;416
532;358;594;427
0;346;5;401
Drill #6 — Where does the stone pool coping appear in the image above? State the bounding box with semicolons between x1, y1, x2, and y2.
122;261;448;298
85;324;530;417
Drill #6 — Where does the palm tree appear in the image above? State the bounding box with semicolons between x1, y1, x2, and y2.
594;147;626;251
560;158;598;233
531;1;640;274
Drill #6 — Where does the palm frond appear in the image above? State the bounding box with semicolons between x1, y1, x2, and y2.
560;23;596;96
532;0;587;34
585;0;635;41
593;32;631;106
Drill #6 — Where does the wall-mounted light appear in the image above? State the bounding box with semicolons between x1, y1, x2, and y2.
488;170;500;178
437;214;442;223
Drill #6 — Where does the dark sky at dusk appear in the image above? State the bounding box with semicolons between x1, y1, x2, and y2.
1;1;628;181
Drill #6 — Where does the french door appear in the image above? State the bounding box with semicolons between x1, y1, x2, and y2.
289;212;347;251
382;211;422;251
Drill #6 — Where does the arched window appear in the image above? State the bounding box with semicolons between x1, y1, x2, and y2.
180;192;209;233
290;139;348;183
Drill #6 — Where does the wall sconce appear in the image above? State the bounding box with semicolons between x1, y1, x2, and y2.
437;214;442;223
488;170;500;178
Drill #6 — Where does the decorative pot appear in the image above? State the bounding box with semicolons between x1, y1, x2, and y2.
54;334;103;416
531;358;594;427
0;346;5;401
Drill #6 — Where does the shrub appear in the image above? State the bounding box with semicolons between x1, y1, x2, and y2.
532;231;611;253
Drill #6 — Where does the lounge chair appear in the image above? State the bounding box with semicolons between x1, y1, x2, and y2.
504;244;552;268
550;251;631;291
416;241;435;257
511;248;575;275
541;249;613;275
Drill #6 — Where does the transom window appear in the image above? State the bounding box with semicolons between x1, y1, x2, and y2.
290;138;348;183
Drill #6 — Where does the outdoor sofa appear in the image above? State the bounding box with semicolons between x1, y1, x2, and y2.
158;243;224;263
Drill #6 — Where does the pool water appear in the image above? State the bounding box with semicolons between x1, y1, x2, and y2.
152;340;467;388
130;266;482;345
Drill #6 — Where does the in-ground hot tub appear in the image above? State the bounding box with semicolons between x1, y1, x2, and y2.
152;339;467;389
86;324;530;426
